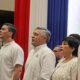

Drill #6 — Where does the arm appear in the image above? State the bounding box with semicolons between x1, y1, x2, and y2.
12;46;24;80
39;53;55;80
13;64;22;80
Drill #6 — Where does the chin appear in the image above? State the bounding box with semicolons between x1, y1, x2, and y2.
32;43;35;46
32;43;34;46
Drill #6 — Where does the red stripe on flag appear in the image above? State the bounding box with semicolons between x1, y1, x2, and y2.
14;0;30;79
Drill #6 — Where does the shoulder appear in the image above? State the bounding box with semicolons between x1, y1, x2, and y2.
40;46;55;59
11;41;23;52
71;57;78;63
69;57;78;69
41;46;53;53
9;41;24;57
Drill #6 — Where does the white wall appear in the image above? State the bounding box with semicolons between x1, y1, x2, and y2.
67;0;80;35
0;0;14;11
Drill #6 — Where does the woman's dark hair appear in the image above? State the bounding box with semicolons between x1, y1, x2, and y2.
69;34;80;44
63;36;79;57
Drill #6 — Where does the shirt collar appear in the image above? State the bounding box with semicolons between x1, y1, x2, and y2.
3;40;14;47
34;44;47;52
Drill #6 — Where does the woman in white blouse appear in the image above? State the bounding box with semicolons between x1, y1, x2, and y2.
52;36;79;80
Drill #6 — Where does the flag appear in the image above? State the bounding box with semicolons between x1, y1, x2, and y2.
14;0;48;79
14;0;68;79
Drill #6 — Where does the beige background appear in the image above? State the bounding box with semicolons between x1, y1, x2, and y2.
0;0;14;11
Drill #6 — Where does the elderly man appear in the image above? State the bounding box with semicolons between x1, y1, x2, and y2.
23;27;55;80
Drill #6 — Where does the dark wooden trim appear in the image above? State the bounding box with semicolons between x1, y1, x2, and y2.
0;10;14;28
0;10;14;14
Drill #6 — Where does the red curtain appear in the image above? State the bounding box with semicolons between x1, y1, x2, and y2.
14;0;30;79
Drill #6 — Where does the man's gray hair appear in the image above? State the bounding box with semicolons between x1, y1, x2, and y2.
35;27;51;43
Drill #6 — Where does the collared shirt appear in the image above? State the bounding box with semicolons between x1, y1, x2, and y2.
0;41;24;80
23;44;55;80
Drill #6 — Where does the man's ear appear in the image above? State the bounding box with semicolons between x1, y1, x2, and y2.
9;31;13;37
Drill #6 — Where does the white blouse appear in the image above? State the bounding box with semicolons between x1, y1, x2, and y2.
52;58;78;80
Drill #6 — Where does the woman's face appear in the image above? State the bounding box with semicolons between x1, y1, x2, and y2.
61;41;74;58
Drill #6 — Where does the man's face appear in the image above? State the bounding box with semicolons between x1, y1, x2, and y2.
53;46;63;59
32;29;46;47
0;25;10;40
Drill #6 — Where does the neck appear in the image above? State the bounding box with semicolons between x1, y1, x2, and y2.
3;38;13;44
64;55;74;62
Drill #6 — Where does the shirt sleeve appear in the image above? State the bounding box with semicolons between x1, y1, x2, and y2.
12;46;24;67
39;52;55;80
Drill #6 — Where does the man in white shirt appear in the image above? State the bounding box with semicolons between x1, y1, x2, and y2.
0;23;24;80
23;27;55;80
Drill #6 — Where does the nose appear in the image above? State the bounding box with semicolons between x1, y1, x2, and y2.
32;35;35;40
32;34;34;38
60;45;63;49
